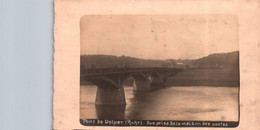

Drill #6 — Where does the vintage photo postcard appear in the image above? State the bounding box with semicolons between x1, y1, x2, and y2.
79;14;239;127
54;0;260;129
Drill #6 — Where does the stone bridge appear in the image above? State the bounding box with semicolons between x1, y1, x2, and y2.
80;67;183;106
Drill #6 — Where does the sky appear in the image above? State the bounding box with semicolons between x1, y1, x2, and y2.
80;14;238;60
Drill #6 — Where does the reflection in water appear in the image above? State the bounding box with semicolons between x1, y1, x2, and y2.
80;85;239;121
133;90;151;97
95;105;125;120
126;90;154;120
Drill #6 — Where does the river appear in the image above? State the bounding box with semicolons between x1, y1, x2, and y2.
80;85;238;121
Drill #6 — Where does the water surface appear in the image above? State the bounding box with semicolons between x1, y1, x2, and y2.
80;85;238;121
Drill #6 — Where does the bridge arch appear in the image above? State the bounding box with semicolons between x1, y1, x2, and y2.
83;75;127;105
85;76;121;89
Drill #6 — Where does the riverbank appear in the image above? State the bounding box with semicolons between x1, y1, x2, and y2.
165;68;239;87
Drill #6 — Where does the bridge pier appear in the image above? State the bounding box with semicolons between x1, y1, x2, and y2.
95;105;125;120
81;75;128;106
151;82;166;89
131;73;151;91
133;79;151;91
149;72;165;89
95;86;126;105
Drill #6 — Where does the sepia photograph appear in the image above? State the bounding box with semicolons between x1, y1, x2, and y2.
79;14;239;127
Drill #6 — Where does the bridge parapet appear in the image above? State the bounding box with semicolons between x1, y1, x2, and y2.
82;67;183;76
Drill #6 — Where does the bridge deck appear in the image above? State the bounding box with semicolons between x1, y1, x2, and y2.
81;67;183;76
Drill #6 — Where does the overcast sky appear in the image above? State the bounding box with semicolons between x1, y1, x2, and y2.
80;14;238;60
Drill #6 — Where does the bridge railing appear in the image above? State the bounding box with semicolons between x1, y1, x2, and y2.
85;68;129;74
82;67;183;75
